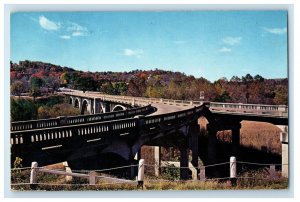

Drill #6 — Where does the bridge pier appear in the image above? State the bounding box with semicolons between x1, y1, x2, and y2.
189;122;199;169
154;146;161;176
278;126;288;178
207;123;218;176
179;145;189;180
105;102;111;113
93;98;101;114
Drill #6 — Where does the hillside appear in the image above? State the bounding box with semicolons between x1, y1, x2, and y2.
10;60;288;105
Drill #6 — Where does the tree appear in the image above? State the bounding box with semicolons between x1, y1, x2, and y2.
100;81;114;94
30;76;44;88
37;104;80;119
214;91;231;102
126;77;146;97
242;74;253;83
11;80;25;98
113;82;128;95
146;81;165;98
230;76;241;83
254;74;265;82
37;106;51;119
273;85;288;105
44;76;60;93
75;75;98;91
29;87;41;102
11;98;37;121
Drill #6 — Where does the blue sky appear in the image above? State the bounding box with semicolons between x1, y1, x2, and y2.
11;11;287;81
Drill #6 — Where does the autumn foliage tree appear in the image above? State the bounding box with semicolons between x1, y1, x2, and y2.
10;60;288;105
127;77;147;97
11;80;25;98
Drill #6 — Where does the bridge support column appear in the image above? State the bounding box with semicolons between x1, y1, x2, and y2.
231;123;241;157
279;126;288;178
154;146;161;176
179;145;189;180
189;122;199;169
207;124;218;177
130;160;136;179
93;98;101;114
88;100;93;114
105;102;111;113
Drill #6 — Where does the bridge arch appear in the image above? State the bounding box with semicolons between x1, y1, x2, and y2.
69;97;74;105
81;99;89;115
74;98;80;108
112;105;127;112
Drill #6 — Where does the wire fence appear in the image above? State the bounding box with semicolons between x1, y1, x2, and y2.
10;158;288;190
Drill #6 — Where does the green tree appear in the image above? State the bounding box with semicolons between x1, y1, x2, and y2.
230;76;241;83
30;76;44;88
113;82;128;95
29;87;41;102
75;75;98;91
11;99;37;121
242;74;254;83
214;91;231;102
254;74;265;82
100;81;114;94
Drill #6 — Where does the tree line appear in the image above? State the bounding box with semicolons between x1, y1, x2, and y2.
10;60;288;105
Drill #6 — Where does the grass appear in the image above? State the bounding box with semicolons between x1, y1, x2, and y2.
11;169;288;191
198;118;282;155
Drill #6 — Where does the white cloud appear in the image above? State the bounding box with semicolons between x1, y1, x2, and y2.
60;35;71;39
68;22;89;37
222;37;242;45
39;16;60;31
173;40;185;45
263;27;287;35
124;49;144;57
72;31;85;36
218;47;232;52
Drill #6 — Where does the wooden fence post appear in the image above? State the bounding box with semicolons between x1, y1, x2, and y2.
230;156;237;186
199;166;206;181
89;171;96;185
30;161;38;189
63;161;73;182
137;159;144;190
269;165;276;180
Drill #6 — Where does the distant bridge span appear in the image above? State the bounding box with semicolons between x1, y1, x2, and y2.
10;90;288;179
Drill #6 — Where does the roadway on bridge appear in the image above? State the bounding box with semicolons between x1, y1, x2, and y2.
70;90;194;116
150;102;192;116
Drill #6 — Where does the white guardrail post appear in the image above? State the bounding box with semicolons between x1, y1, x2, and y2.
230;156;237;186
137;159;145;190
30;161;38;189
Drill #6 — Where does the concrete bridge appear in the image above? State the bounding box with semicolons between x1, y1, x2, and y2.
10;90;288;179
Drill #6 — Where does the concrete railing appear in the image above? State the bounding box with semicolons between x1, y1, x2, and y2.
66;91;204;108
209;102;288;116
10;105;202;146
67;91;288;117
11;105;155;132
